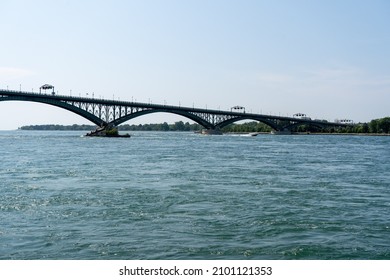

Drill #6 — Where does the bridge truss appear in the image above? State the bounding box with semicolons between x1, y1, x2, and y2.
0;89;349;133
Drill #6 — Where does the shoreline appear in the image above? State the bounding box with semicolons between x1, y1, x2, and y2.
224;132;390;136
8;128;390;137
294;132;390;136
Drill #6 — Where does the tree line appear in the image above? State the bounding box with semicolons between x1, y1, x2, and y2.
293;117;390;134
19;124;96;131
220;117;390;134
119;122;203;131
19;117;390;134
19;121;203;131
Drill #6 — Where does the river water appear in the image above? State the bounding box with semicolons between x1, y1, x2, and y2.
0;130;389;259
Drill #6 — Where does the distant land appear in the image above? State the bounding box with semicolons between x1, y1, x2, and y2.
19;122;202;132
19;117;390;134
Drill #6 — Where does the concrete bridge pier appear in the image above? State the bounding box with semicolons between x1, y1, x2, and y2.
86;124;130;137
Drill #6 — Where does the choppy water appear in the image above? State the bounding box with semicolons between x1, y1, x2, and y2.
0;130;389;259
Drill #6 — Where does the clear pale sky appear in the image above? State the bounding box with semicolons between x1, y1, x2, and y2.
1;0;389;130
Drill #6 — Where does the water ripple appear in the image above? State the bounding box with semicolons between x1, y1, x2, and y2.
1;131;389;259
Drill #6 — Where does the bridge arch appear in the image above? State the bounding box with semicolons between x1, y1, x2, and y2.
111;108;214;129
284;121;329;131
0;96;104;126
216;116;280;131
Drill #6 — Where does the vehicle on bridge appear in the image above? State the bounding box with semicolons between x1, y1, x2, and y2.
293;113;311;120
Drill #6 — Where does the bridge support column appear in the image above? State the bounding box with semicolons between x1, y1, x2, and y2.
86;124;130;138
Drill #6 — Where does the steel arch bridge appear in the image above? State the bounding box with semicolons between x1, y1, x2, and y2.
0;89;348;134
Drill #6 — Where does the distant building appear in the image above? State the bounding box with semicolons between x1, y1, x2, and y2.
40;84;55;95
335;119;354;124
231;106;245;113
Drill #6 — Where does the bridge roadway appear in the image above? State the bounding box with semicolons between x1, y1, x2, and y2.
0;89;348;134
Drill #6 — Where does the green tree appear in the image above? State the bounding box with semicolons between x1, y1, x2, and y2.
161;122;170;131
172;121;185;131
369;119;379;133
377;117;390;133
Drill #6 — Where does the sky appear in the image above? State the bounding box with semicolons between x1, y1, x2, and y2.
1;0;389;130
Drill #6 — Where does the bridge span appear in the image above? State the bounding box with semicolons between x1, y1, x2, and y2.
0;89;349;135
